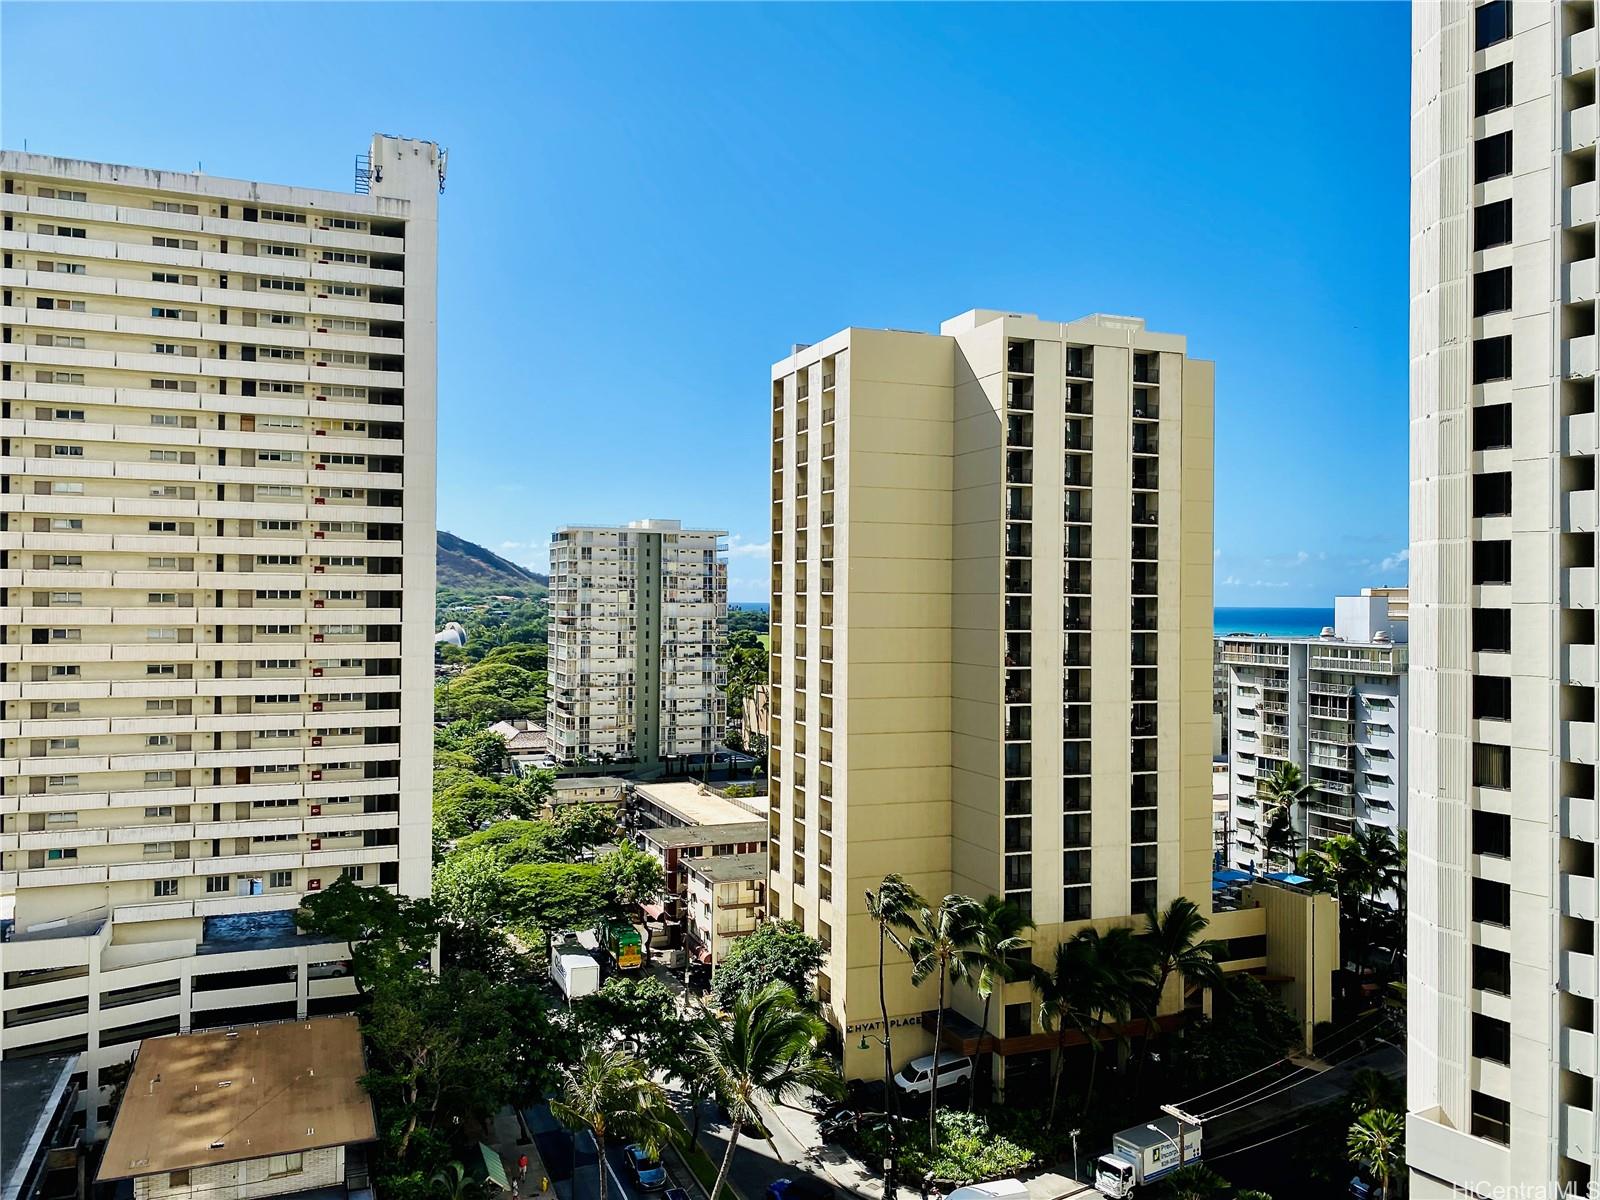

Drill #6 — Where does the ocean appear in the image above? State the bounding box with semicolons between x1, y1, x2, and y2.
1214;607;1335;638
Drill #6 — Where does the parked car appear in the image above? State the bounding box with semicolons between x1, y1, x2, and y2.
665;1189;690;1200
817;1105;859;1143
766;1179;835;1200
893;1053;974;1096
946;1181;1027;1200
625;1145;667;1191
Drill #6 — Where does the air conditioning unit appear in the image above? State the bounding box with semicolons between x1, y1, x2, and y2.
310;804;322;815
310;837;322;849
310;770;323;782
308;878;322;891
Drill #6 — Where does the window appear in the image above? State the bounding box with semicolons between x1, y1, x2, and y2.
50;519;83;531
1474;741;1512;789
1471;1091;1511;1146
151;236;198;251
144;770;175;785
267;1154;304;1177
1472;947;1510;998
1475;64;1513;116
1475;0;1511;49
153;201;199;215
1474;268;1513;317
257;277;306;292
1475;132;1513;183
1473;470;1512;516
52;445;83;457
1472;1013;1512;1065
1473;539;1511;585
51;482;84;495
261;243;303;258
38;187;88;203
47;738;79;752
1473;335;1513;383
1473;674;1512;720
269;870;294;889
46;848;78;861
152;879;178;898
259;208;306;225
1473;810;1512;858
1472;877;1512;926
205;876;230;894
1474;403;1513;452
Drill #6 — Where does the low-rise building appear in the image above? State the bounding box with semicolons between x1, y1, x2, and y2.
629;781;763;829
2;1057;82;1200
636;821;767;918
486;721;549;768
548;777;628;812
96;1016;376;1200
682;853;767;969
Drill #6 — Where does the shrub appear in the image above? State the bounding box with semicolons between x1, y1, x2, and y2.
856;1109;1035;1185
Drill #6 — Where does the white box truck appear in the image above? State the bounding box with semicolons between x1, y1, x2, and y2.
1093;1118;1203;1197
550;938;602;1002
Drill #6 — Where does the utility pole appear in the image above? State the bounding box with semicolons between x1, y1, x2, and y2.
1158;1105;1202;1170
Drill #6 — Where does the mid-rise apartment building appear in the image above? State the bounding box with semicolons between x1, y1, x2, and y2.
547;520;727;767
1411;2;1600;1192
0;137;439;1132
1219;590;1409;872
768;309;1216;1083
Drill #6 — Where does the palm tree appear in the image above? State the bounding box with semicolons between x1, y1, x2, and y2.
430;1162;478;1200
966;895;1033;1110
692;981;841;1200
1346;1067;1403;1119
866;874;923;1125
1034;925;1146;1124
1347;1108;1405;1199
1136;898;1223;1088
548;1047;677;1200
905;893;984;1151
1162;1164;1228;1200
1257;762;1313;867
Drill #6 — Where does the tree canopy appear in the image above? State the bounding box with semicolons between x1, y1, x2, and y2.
712;920;827;1010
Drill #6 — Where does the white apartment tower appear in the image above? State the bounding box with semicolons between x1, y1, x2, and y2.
0;136;439;1131
1220;590;1409;872
1412;1;1600;1192
548;520;728;767
769;310;1215;1084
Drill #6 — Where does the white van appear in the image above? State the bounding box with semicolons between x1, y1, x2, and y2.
945;1181;1028;1200
893;1053;974;1095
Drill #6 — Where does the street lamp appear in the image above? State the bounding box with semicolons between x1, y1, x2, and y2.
858;1033;899;1200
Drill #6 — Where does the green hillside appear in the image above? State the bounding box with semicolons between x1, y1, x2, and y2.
437;530;548;593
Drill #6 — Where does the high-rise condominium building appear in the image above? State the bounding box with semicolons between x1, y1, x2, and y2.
548;520;727;767
1219;589;1409;873
0;136;439;1131
768;309;1215;1084
1411;1;1600;1192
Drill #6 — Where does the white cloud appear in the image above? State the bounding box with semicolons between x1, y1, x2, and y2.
1250;579;1291;589
727;535;771;560
1379;548;1410;573
498;540;532;552
1220;575;1242;587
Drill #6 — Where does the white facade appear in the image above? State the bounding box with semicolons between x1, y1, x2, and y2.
0;135;439;1133
1411;1;1600;1192
1220;591;1409;871
547;519;727;766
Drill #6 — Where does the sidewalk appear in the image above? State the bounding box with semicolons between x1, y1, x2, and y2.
749;1099;1096;1200
491;1106;557;1200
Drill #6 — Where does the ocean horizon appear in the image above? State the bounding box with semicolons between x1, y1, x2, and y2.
1215;606;1335;638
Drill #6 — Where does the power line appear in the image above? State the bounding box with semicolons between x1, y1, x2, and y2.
1196;1033;1396;1125
1206;1120;1319;1162
1186;1011;1397;1122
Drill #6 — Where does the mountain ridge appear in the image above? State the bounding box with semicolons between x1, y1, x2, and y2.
437;530;548;590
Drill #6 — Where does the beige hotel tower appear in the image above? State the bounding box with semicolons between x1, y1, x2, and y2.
0;136;438;1132
768;308;1215;1083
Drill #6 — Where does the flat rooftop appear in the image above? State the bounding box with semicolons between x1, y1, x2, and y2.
633;782;763;826
98;1016;376;1182
3;1057;76;1200
639;821;767;849
684;852;768;884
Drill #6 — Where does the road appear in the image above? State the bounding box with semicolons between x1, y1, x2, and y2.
527;1098;714;1200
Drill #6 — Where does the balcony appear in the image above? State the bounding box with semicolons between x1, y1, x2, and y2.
1565;794;1598;841
1565;950;1599;999
1567;104;1599;154
1564;1026;1597;1077
1564;872;1598;921
1567;334;1599;380
1566;719;1598;765
1571;181;1600;229
1567;642;1598;683
1563;1103;1595;1162
1567;487;1598;534
1570;27;1600;76
1568;566;1598;608
1567;258;1600;305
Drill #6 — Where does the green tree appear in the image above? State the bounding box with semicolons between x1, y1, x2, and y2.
429;1162;481;1200
712;920;828;1010
691;982;840;1200
548;1048;678;1200
1168;975;1299;1095
1346;1067;1404;1119
296;876;440;996
1136;897;1223;1088
866;875;922;1133
361;969;517;1160
598;841;665;914
1155;1164;1227;1200
506;861;611;945
573;976;687;1075
1347;1108;1405;1199
1257;762;1313;867
905;894;984;1152
966;895;1033;1110
513;768;558;814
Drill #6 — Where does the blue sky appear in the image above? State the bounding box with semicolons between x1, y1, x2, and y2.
1;2;1410;604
